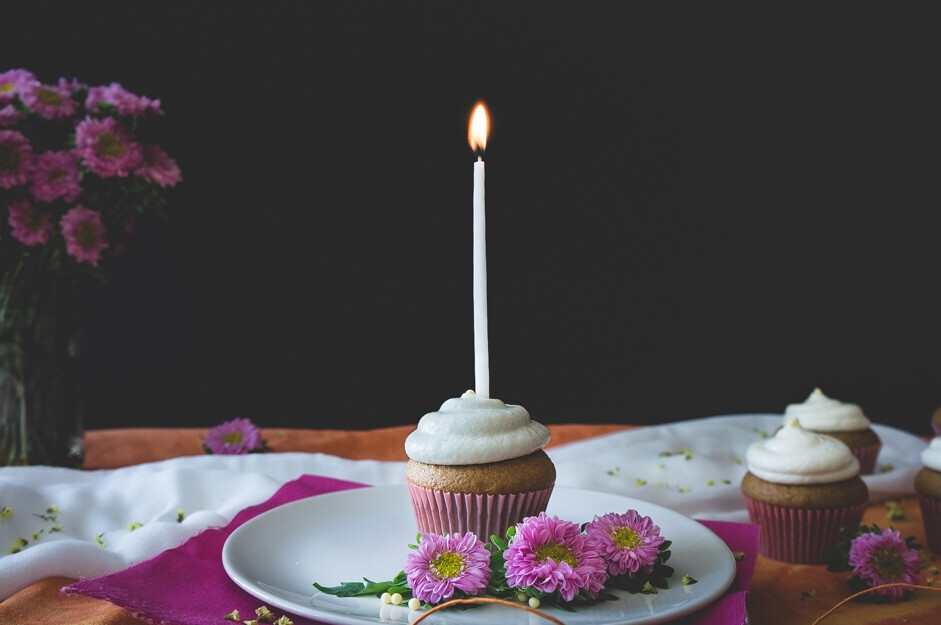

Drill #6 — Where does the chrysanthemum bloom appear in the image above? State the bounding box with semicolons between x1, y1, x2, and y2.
504;513;608;602
585;510;666;577
20;82;78;120
60;204;108;266
135;144;182;187
204;418;263;454
7;199;53;246
57;77;84;92
0;104;25;127
74;116;142;177
85;82;163;116
31;150;82;202
0;69;35;105
404;532;491;604
848;528;921;602
0;129;35;189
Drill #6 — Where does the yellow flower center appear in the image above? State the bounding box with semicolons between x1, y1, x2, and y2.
0;83;14;93
534;542;577;567
76;221;99;251
0;144;20;172
612;526;641;550
873;547;906;580
97;132;125;158
430;550;465;580
24;210;45;233
36;87;64;106
222;431;245;446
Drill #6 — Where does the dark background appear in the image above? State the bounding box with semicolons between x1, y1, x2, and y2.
4;2;939;435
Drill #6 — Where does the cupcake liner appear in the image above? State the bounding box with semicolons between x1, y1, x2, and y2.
743;495;867;564
917;494;941;555
851;443;882;475
406;482;554;541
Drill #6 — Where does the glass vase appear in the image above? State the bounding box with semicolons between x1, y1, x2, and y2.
0;275;84;467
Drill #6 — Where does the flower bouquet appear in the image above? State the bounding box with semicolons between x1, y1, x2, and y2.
314;509;682;621
0;68;181;466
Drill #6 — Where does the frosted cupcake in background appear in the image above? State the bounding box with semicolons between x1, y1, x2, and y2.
742;418;869;564
404;391;555;541
783;388;882;474
914;437;941;554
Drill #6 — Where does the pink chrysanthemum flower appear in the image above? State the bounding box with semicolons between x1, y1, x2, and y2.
60;204;108;266
0;104;25;127
585;510;666;577
85;82;163;116
74;116;142;177
404;532;491;604
7;199;53;246
31;150;82;202
135;144;182;187
504;513;608;602
0;69;35;105
19;82;78;120
0;129;35;189
204;418;263;454
57;77;84;92
848;528;921;602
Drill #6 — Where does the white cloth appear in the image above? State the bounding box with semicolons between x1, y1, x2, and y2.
0;414;926;602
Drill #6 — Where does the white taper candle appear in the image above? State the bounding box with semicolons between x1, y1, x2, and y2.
473;155;489;398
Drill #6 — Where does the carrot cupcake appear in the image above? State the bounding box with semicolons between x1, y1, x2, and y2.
404;391;555;541
784;388;882;474
915;437;941;554
742;418;869;564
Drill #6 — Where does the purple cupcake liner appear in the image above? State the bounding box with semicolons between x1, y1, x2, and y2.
406;482;554;541
851;443;881;475
917;494;941;555
744;495;867;564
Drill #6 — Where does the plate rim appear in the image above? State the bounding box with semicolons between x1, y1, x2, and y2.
222;484;737;625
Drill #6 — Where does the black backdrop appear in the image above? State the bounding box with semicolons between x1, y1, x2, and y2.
4;2;940;435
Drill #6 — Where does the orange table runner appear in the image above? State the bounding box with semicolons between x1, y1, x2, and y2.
1;424;937;625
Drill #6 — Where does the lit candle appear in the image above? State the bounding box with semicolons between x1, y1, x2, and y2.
468;102;489;398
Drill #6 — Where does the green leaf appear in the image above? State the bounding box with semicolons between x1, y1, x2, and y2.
313;581;375;597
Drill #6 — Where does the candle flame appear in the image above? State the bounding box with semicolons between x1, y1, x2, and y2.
468;102;488;153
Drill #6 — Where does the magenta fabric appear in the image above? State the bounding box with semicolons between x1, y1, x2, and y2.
63;475;758;625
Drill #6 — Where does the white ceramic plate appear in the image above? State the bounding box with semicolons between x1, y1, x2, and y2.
222;485;736;625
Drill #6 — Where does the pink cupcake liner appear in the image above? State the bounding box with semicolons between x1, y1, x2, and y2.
851;443;881;475
406;482;554;541
744;496;867;564
917;494;941;555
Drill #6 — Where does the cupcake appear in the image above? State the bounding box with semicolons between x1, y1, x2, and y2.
404;390;555;541
914;437;941;554
784;388;882;474
931;407;941;437
742;418;869;564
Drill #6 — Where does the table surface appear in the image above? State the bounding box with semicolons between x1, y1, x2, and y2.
1;423;939;625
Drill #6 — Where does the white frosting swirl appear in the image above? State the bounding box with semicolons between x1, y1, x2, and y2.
922;437;941;472
404;391;550;465
746;418;860;484
783;388;871;432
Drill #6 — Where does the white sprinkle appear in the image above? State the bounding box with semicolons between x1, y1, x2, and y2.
380;592;392;604
407;598;421;611
391;593;403;606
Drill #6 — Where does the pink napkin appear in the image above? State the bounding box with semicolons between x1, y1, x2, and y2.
63;475;758;625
